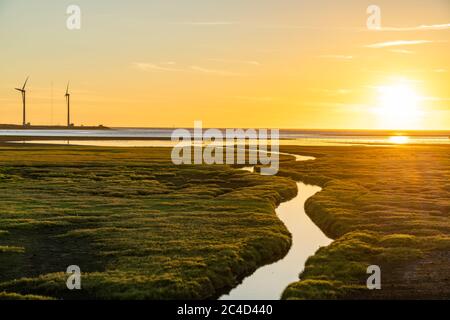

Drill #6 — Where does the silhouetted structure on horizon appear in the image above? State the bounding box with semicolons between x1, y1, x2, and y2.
14;77;29;126
65;82;71;127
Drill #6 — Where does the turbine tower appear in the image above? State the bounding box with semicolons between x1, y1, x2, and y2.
15;77;29;126
65;82;71;127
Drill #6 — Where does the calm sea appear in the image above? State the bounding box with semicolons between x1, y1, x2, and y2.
1;128;449;146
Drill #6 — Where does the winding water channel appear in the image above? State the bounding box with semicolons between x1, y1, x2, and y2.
220;155;332;300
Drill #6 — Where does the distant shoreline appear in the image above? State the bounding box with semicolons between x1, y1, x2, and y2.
0;124;109;130
0;136;171;142
0;125;448;137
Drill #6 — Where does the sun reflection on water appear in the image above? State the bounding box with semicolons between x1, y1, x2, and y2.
388;136;410;144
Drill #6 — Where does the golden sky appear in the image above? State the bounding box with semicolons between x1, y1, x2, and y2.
0;0;449;129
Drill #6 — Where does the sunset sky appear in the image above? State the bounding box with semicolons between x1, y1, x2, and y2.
0;0;449;129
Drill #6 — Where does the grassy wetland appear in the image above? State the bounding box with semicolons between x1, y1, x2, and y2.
0;143;449;299
0;144;297;299
279;145;450;299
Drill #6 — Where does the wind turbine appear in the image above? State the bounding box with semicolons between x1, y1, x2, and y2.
65;82;71;127
15;77;29;126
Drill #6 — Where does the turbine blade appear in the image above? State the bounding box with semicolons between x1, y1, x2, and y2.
15;88;23;92
22;76;29;90
66;82;69;95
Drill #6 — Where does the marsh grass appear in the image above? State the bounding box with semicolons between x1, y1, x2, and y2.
1;144;448;299
0;145;297;299
280;145;450;299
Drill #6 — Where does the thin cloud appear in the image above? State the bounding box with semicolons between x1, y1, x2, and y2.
361;68;443;76
190;66;242;77
259;24;364;32
378;23;450;32
389;49;415;54
132;62;183;72
133;62;242;76
366;40;436;48
256;22;450;33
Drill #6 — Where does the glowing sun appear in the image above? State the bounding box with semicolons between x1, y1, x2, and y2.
374;82;423;129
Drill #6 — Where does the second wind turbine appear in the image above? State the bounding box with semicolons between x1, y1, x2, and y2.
15;77;29;126
65;82;71;127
